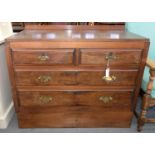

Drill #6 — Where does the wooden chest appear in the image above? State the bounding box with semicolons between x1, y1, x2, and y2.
5;25;149;128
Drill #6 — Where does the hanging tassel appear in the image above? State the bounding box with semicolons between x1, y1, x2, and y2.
105;67;110;78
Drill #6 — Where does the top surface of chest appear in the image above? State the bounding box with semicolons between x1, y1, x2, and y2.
6;25;147;42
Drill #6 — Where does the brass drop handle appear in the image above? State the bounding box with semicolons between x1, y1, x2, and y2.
99;96;113;103
105;52;118;60
36;75;52;84
102;75;116;82
38;54;49;61
39;96;52;104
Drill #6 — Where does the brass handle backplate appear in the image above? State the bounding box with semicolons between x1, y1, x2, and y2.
99;96;113;104
105;52;118;60
102;75;116;82
38;54;49;61
39;96;52;104
36;75;52;84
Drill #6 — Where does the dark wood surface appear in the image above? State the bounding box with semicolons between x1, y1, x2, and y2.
5;25;149;128
18;106;132;128
18;90;132;108
7;25;146;41
15;69;138;87
79;49;142;66
11;22;125;32
13;49;75;65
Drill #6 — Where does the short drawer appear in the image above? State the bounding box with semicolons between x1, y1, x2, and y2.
77;70;138;87
18;91;132;109
15;71;77;86
15;69;138;87
79;49;142;67
18;91;75;106
12;49;75;65
74;91;132;108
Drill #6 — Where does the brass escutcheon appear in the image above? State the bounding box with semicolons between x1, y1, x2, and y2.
39;95;52;104
38;54;49;61
36;75;52;84
99;96;113;104
105;52;118;60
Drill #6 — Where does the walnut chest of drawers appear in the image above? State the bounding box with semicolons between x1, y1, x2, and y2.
5;25;149;128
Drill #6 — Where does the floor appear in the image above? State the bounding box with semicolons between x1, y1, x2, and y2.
1;98;155;133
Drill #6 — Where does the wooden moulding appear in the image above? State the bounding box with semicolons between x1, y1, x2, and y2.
24;24;125;31
10;41;146;49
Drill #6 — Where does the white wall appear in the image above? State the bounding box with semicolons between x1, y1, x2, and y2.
0;22;13;42
0;22;14;128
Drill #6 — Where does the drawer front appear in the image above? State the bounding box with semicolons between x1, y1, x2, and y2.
15;71;77;86
18;106;132;128
15;70;138;87
18;91;132;109
79;49;142;66
74;91;132;108
77;70;138;86
18;91;76;106
12;49;75;65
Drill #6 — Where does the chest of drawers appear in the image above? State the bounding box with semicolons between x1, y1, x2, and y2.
5;25;149;128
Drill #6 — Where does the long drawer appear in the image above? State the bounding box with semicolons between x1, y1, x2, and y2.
79;49;142;67
15;70;138;87
12;49;75;65
18;106;132;128
18;90;132;109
